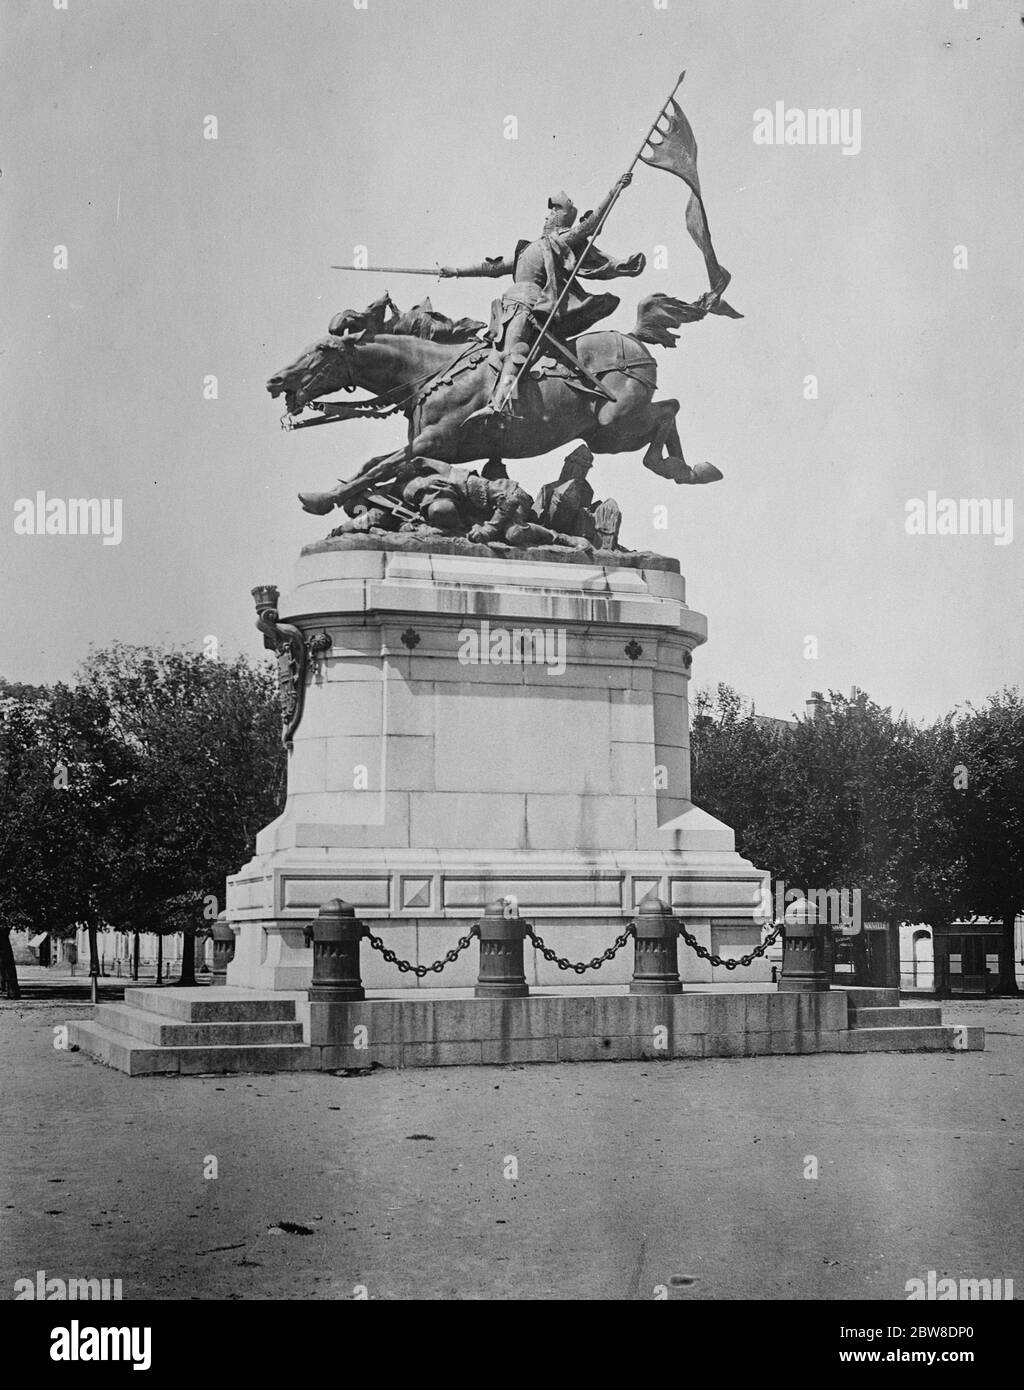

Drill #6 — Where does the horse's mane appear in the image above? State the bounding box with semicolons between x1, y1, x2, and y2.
329;295;485;345
388;300;485;344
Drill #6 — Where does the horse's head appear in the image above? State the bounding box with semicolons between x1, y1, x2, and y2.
266;328;365;415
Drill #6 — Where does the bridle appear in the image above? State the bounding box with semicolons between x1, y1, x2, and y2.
283;331;488;431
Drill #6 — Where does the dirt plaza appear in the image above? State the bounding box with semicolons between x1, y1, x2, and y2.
2;981;1020;1302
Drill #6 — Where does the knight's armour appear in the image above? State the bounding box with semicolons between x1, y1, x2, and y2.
449;181;645;339
509;240;553;299
401;466;531;541
469;477;535;544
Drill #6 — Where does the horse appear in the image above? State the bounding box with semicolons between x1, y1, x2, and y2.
266;304;723;515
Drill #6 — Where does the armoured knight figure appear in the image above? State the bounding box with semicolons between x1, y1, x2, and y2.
534;443;622;551
393;459;536;545
327;451;625;552
440;173;645;419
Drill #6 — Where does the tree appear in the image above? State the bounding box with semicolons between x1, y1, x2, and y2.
950;688;1024;992
0;688;38;997
0;679;131;997
76;644;285;983
691;684;798;884
0;647;285;997
691;684;867;898
690;685;983;962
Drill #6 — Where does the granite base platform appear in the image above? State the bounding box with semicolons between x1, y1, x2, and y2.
67;986;984;1076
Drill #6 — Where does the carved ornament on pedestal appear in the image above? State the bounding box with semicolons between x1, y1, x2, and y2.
252;584;332;749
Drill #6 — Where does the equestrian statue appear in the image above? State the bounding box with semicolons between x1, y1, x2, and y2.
266;72;742;546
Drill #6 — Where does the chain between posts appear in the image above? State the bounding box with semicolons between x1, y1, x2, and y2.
525;924;636;974
676;921;783;971
361;924;480;977
359;917;780;978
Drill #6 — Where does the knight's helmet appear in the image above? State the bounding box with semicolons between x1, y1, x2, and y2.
560;444;594;480
543;190;577;233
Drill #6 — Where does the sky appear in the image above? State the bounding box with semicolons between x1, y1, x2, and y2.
2;0;1022;722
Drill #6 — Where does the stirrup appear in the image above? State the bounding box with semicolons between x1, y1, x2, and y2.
462;398;516;428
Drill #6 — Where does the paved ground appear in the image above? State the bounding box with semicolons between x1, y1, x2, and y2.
4;967;197;1002
1;981;1020;1301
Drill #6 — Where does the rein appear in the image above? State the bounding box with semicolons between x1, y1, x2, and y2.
284;336;488;430
308;396;402;420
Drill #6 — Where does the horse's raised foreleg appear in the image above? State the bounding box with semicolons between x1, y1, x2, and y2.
297;408;468;514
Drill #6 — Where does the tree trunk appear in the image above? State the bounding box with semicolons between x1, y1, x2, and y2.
0;928;21;1000
86;922;100;1004
999;911;1021;994
155;932;163;986
177;927;197;987
132;930;140;982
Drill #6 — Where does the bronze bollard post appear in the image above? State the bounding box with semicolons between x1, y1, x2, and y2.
778;897;830;992
630;895;683;994
309;899;365;1002
474;900;529;998
210;913;236;986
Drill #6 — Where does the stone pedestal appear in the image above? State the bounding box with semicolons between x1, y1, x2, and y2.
226;542;767;990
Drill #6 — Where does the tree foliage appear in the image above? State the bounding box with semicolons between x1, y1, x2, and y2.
2;656;1021;998
691;682;1023;986
0;647;285;995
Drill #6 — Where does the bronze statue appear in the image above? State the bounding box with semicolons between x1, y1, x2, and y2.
268;302;722;517
270;72;741;527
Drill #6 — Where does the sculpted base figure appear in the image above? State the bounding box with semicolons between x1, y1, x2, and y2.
327;448;616;555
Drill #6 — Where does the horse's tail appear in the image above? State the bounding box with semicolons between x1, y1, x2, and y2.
632;291;744;348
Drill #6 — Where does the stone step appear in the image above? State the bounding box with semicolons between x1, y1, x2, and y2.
833;986;901;1008
849;1005;944;1029
838;1025;985;1053
95;1003;303;1047
68;1020;319;1077
67;1021;180;1076
122;986;297;1024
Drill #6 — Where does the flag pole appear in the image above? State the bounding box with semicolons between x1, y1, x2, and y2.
495;70;688;413
624;68;689;181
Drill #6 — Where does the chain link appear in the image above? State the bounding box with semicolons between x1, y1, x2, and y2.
525;924;636;974
676;922;783;971
360;918;780;978
361;924;480;978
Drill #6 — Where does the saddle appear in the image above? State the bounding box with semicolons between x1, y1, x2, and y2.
484;297;616;403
